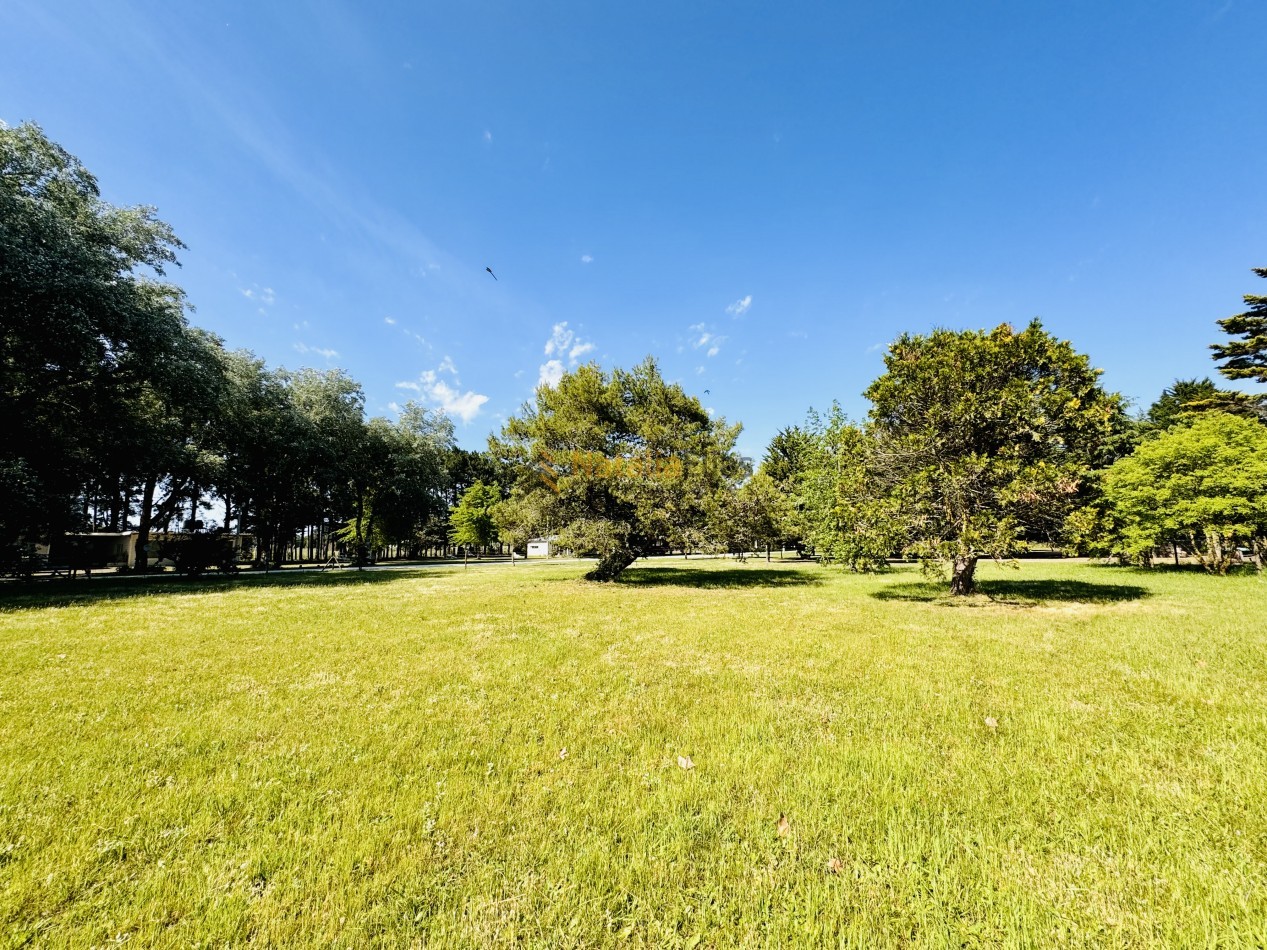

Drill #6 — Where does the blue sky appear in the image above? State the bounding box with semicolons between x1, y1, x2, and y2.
4;0;1265;457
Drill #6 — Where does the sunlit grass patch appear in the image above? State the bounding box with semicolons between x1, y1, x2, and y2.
1;559;1265;946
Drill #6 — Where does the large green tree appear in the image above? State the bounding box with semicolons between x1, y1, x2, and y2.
492;487;551;564
493;358;745;580
338;404;454;563
706;471;790;561
1;122;216;549
866;321;1127;594
1143;378;1264;433
448;481;501;565
1212;267;1267;383
370;404;455;551
761;425;815;552
1100;412;1267;573
799;406;905;572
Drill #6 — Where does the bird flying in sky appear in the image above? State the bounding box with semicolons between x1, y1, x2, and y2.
485;266;498;280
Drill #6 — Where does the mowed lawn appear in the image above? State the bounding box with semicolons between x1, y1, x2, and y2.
1;559;1265;948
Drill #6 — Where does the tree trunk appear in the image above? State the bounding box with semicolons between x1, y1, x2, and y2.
134;474;157;573
1204;531;1235;575
363;505;377;570
948;554;978;596
108;478;123;532
586;548;638;582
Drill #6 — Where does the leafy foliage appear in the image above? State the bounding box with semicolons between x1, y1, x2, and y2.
448;481;501;559
705;471;789;559
1143;377;1265;433
1211;267;1267;383
494;358;745;580
798;406;905;572
760;425;816;551
492;488;551;561
865;321;1127;593
0;121;220;548
1099;412;1267;573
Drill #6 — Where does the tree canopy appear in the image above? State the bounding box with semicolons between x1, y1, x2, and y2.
1100;412;1267;573
493;358;745;580
448;481;501;564
796;406;905;573
7;122;1262;584
1211;267;1267;384
865;321;1127;594
1;121;217;549
1;123;462;566
1143;378;1265;433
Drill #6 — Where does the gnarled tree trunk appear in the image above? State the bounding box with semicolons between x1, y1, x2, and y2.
586;548;638;581
948;554;978;596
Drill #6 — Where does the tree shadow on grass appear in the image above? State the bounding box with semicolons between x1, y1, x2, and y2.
0;567;460;612
871;578;1149;607
616;566;822;589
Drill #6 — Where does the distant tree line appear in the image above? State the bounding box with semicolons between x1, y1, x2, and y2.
5;122;1265;586
488;295;1265;589
1;122;514;571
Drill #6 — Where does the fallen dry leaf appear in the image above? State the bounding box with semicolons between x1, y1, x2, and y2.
827;857;844;875
677;755;695;770
984;716;998;730
777;813;791;837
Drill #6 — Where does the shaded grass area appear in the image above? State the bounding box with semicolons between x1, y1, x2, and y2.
872;577;1150;606
1;559;1265;947
616;566;822;589
0;565;463;612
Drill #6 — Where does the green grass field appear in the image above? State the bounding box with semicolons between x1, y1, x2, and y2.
2;559;1265;948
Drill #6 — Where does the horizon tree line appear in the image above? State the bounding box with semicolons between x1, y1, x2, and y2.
4;122;1265;587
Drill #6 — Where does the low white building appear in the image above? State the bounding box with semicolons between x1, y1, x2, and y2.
526;537;557;558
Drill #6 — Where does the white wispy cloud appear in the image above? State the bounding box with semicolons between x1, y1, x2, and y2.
294;342;338;361
396;366;488;423
580;254;593;264
483;129;493;143
384;316;397;325
689;322;725;357
543;322;574;357
538;359;565;389
725;294;752;317
90;9;496;318
539;322;596;387
429;379;488;423
241;286;276;311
